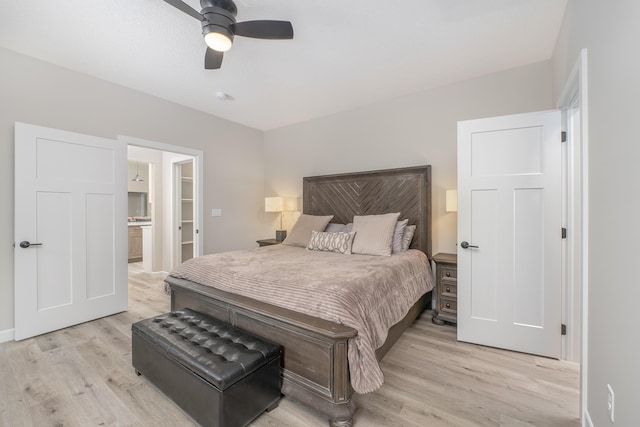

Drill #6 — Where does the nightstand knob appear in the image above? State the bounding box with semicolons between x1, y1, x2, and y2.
446;303;451;308
446;287;450;292
446;272;451;277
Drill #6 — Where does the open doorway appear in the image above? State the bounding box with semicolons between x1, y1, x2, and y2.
120;135;203;278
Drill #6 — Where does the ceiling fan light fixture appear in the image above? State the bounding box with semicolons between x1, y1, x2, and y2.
163;0;293;69
205;30;233;52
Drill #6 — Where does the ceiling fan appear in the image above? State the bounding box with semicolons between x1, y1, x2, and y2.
163;0;294;69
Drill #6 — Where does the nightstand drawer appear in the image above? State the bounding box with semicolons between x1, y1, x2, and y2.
441;283;457;296
439;298;457;314
440;266;457;280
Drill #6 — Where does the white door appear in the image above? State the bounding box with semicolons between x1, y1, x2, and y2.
14;122;128;340
457;110;562;358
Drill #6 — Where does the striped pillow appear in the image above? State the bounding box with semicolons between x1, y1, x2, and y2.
351;212;401;256
391;219;409;254
307;231;356;254
401;225;417;251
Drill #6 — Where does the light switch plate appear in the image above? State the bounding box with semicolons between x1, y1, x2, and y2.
211;209;222;217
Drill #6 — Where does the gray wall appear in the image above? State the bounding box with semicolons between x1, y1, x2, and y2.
552;1;640;425
0;48;264;333
264;61;553;255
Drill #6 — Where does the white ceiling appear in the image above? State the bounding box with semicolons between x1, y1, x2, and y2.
0;0;567;131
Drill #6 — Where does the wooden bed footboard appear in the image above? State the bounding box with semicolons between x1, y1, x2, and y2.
166;276;430;427
167;276;359;426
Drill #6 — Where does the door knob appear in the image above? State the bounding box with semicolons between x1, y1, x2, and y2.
19;241;43;248
460;241;478;249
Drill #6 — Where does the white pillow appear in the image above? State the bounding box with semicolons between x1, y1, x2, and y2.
351;213;401;256
307;230;356;254
391;219;409;254
283;214;334;248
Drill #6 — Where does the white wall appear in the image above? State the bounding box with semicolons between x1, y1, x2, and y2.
264;61;553;255
552;1;640;425
0;47;264;333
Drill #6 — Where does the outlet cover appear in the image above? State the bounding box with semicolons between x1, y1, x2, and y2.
211;209;222;217
607;384;615;422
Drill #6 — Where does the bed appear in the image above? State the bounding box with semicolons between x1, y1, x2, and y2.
164;165;432;427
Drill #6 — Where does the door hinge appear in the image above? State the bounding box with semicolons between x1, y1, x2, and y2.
561;131;567;142
562;228;567;239
196;229;199;234
561;324;567;335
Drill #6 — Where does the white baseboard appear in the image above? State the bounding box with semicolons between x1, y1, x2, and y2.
151;271;169;278
0;328;15;343
584;410;593;427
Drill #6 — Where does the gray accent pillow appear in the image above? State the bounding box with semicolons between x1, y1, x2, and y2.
307;230;356;254
401;225;417;251
351;212;401;256
391;219;409;254
282;214;334;248
324;223;347;233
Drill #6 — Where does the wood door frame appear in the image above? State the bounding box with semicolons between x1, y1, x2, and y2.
557;48;589;425
117;135;203;272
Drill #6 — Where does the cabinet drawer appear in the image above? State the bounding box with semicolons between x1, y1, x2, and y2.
440;267;457;280
439;298;457;314
441;283;457;296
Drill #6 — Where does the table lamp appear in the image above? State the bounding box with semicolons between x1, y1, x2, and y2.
265;196;298;241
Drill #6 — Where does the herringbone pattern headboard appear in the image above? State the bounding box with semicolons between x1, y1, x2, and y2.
303;166;431;258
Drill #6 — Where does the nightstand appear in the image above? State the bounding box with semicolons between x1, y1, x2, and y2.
432;253;457;326
257;239;281;247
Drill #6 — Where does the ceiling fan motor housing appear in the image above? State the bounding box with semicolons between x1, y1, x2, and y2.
200;0;237;46
201;8;235;45
201;0;237;15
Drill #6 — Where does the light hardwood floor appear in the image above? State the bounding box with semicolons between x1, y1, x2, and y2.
0;263;580;426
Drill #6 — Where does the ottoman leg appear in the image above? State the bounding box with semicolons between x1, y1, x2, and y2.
266;401;280;412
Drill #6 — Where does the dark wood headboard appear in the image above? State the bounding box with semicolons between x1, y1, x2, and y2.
302;165;432;259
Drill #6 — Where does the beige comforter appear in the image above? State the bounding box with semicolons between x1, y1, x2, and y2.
168;244;433;393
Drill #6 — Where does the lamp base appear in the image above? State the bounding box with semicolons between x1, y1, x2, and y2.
275;230;287;242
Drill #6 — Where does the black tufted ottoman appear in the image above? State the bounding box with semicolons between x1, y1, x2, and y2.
131;308;281;427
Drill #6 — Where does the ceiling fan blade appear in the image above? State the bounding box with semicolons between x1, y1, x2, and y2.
205;47;224;69
162;0;204;21
232;20;294;39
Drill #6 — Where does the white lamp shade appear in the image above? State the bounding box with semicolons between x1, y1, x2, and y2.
265;197;283;212
265;196;298;212
446;190;458;213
